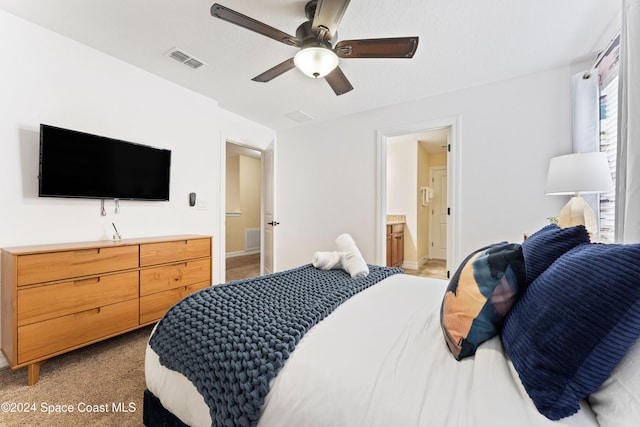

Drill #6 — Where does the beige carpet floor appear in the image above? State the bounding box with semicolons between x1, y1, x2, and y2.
0;325;154;427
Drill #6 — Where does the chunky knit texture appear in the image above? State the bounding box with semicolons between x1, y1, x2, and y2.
149;264;403;427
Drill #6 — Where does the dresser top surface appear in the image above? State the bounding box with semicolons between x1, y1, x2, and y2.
1;235;212;255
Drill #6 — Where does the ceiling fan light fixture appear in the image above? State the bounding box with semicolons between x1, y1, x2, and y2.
294;46;339;78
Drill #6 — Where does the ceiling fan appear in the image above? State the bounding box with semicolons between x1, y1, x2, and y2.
210;0;419;96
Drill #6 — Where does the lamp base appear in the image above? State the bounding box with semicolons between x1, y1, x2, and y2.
558;196;597;235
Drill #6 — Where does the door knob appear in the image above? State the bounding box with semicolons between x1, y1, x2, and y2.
268;221;280;226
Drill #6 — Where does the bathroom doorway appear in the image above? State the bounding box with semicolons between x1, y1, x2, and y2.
377;116;460;279
386;129;448;278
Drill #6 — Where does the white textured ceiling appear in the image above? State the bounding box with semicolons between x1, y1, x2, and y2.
0;0;621;131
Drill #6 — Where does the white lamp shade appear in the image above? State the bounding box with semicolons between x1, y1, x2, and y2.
294;47;339;78
545;152;614;195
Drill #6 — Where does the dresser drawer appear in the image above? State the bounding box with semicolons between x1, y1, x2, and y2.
139;282;210;324
17;271;139;326
17;299;139;364
140;238;210;267
16;245;139;286
140;259;210;296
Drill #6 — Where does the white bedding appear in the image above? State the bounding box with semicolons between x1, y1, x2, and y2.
145;273;598;427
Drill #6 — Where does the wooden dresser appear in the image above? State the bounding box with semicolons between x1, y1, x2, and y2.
1;235;211;385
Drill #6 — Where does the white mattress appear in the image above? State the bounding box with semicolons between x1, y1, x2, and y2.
145;273;598;427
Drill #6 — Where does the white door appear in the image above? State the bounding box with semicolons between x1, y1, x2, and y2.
430;167;447;259
262;141;276;274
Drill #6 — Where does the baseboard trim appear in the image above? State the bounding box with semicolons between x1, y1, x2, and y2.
401;260;420;270
403;257;446;271
226;250;260;259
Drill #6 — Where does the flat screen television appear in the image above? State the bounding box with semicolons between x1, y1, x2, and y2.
38;124;171;201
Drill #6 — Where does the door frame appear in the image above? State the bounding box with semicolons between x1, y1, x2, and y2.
376;116;461;277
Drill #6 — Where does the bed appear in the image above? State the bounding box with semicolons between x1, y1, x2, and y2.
143;226;640;427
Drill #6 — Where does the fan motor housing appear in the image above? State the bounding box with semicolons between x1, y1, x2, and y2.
296;21;314;41
296;20;336;46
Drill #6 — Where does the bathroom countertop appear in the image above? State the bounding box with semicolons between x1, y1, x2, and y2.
386;215;406;225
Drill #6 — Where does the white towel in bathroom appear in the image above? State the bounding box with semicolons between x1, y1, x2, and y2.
335;233;369;278
312;251;342;270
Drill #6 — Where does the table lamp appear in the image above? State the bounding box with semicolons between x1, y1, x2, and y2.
545;152;614;235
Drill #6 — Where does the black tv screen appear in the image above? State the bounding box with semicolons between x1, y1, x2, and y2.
38;124;171;201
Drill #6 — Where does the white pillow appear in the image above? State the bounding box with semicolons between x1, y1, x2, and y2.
588;338;640;426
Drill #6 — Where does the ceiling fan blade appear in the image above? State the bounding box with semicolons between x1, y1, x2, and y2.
335;37;419;58
251;58;296;82
312;0;351;41
211;3;300;47
325;66;353;96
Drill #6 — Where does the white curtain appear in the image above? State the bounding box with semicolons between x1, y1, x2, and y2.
571;69;601;228
572;69;600;153
615;0;640;243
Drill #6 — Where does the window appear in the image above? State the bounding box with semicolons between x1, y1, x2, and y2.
598;77;618;241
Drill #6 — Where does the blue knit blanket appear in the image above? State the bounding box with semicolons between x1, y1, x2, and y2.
149;263;403;427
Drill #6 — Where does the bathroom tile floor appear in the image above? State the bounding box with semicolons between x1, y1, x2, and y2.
403;259;448;280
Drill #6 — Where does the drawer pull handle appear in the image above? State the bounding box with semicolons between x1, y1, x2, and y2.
74;277;101;286
75;248;101;255
168;262;188;269
76;307;101;318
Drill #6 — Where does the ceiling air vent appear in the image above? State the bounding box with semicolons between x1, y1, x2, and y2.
167;48;205;69
285;110;314;123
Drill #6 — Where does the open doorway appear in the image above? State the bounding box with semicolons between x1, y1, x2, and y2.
386;129;449;279
376;116;460;279
225;142;262;281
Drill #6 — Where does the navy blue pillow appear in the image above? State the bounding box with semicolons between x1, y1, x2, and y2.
522;224;590;285
502;243;640;420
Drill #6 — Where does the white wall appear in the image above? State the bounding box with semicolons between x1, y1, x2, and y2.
0;10;275;368
275;67;577;271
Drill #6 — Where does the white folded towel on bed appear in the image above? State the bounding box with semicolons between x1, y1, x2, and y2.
335;233;369;278
312;251;343;270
